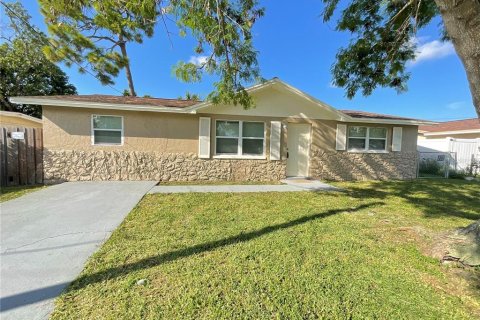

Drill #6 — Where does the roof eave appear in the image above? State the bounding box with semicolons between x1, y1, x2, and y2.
9;97;193;113
343;117;437;126
422;129;480;136
0;110;43;124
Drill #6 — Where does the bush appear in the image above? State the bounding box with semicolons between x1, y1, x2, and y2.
466;158;480;177
448;170;467;179
419;159;443;176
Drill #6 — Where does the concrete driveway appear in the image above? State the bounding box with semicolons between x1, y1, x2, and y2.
0;181;156;320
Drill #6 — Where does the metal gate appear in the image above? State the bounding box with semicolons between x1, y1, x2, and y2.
0;126;43;187
417;151;454;178
418;138;480;172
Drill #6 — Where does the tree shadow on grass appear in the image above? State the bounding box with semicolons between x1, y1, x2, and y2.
339;180;480;297
0;203;380;312
341;180;480;221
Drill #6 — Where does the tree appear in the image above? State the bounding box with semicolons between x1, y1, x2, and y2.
171;0;264;108
321;0;480;243
321;0;480;117
178;92;201;100
38;0;264;107
0;1;77;118
38;0;158;97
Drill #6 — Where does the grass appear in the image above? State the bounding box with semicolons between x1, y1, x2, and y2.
0;185;46;202
51;180;480;319
157;180;282;185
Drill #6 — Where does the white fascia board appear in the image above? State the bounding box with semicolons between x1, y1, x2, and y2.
340;117;437;126
9;97;193;114
423;129;480;136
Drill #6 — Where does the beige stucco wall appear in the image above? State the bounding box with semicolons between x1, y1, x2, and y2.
42;105;419;182
44;105;418;155
0;114;43;128
199;85;341;120
43;106;199;153
202;116;417;159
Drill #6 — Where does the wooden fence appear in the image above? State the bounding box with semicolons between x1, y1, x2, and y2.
0;126;43;187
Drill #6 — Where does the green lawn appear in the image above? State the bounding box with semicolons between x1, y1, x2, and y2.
0;185;46;202
52;180;480;319
157;180;282;185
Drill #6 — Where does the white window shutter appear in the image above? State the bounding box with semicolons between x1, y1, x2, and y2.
336;124;347;151
392;127;403;152
270;121;281;160
198;117;211;158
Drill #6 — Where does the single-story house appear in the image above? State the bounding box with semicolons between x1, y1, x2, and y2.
10;78;432;183
0;111;43;128
418;118;480;140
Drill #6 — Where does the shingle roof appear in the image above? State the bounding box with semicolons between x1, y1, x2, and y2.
14;94;433;124
20;94;200;108
340;110;422;121
419;118;480;133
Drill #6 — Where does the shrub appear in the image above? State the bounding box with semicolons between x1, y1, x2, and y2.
467;157;480;177
448;170;467;179
419;159;443;176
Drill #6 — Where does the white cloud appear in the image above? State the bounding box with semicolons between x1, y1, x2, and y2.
410;39;455;66
188;55;209;66
446;101;465;110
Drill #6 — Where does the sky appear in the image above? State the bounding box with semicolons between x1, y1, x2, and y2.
5;0;478;121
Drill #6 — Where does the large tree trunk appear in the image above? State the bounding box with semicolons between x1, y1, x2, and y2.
434;0;480;117
118;35;137;97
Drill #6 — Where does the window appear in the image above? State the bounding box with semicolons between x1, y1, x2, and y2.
92;115;123;145
215;120;265;157
348;126;387;151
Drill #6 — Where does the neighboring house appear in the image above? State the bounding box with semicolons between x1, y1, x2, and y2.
10;78;432;183
418;118;480;140
0;111;43;128
418;118;480;171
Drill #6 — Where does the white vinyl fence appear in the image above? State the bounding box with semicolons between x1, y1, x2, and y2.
417;138;480;172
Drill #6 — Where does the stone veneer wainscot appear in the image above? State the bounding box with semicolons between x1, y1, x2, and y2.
310;150;418;181
44;149;417;183
43;150;287;183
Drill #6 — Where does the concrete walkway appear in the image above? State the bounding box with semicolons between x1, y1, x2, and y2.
0;181;157;320
149;179;338;194
280;178;340;191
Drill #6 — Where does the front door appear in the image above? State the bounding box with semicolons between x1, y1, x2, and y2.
286;123;311;177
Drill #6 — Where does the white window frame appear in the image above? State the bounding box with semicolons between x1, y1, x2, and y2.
91;114;124;146
213;119;266;159
347;126;388;153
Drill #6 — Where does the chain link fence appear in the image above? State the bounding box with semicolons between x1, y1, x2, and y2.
417;151;455;178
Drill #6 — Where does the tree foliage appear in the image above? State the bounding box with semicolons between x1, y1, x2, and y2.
172;0;264;108
38;0;264;107
0;1;77;118
38;0;158;96
177;92;201;101
322;0;480;117
322;0;439;98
